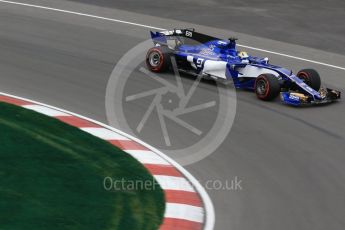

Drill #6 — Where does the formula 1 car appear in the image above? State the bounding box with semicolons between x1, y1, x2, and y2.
146;29;340;106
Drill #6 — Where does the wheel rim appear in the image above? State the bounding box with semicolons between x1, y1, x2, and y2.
256;79;268;95
298;72;310;84
149;51;161;67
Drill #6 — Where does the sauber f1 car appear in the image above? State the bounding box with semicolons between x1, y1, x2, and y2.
146;29;340;106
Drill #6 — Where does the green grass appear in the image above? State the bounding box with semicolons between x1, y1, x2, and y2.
0;102;165;230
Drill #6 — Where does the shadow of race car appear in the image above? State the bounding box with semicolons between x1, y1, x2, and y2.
146;29;340;106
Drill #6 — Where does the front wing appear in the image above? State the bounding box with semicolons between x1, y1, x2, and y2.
280;88;341;106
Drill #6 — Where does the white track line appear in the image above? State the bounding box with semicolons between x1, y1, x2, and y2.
0;0;165;30
237;44;345;71
1;0;345;71
23;104;70;116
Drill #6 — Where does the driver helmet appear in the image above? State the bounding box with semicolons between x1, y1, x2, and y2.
238;51;249;59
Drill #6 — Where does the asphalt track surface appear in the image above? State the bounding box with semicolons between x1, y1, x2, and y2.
68;0;345;55
1;0;345;229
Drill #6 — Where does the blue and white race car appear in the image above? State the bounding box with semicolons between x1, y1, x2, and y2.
146;29;340;106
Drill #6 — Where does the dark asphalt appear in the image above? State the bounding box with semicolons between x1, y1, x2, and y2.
66;0;345;55
0;1;345;229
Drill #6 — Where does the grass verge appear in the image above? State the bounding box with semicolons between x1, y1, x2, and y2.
0;102;165;230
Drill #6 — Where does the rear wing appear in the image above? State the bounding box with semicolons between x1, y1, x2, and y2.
150;28;222;46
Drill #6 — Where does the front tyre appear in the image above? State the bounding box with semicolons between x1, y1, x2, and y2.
146;46;170;72
297;69;321;91
255;74;280;101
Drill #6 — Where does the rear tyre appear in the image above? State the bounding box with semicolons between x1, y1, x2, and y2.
146;46;171;72
297;69;321;91
255;74;280;101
